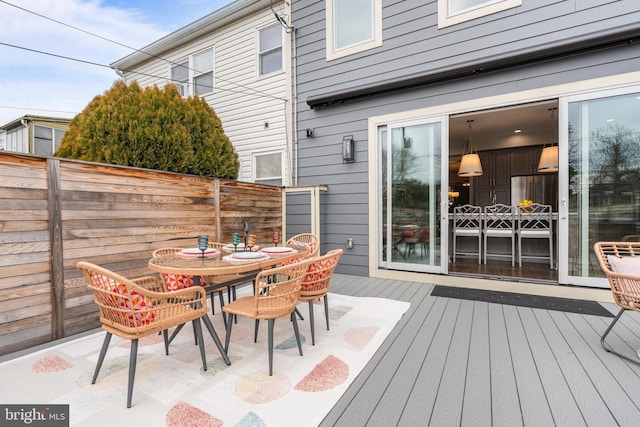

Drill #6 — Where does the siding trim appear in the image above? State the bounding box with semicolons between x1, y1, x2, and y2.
307;22;640;109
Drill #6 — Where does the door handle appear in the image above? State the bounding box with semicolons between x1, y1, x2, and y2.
561;198;567;219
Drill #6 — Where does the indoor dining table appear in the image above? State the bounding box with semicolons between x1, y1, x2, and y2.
148;244;310;365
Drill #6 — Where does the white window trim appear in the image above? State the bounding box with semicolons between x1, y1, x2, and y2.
252;150;285;184
438;0;522;29
257;23;284;79
170;47;214;97
326;0;382;62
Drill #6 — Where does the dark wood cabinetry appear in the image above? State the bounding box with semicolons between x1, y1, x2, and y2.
473;150;510;206
471;146;545;207
511;146;543;176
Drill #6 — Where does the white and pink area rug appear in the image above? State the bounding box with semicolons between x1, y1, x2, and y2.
0;293;410;426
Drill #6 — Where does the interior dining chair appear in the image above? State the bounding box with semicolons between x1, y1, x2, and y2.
222;257;314;375
594;241;640;365
517;203;554;268
418;227;430;260
298;248;343;345
77;261;211;408
483;204;516;266
452;204;483;264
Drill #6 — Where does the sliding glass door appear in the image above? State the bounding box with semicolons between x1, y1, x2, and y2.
378;118;447;273
559;86;640;286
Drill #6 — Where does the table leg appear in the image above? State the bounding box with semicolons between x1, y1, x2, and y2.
201;313;231;365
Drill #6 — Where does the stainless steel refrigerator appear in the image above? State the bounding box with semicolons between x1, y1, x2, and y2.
511;175;558;210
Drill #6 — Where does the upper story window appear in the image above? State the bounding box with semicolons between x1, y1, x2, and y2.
33;125;65;156
258;24;283;77
170;48;214;97
326;0;382;61
254;151;284;186
438;0;522;28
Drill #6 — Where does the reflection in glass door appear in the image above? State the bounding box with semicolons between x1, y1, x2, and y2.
378;120;444;273
561;89;640;286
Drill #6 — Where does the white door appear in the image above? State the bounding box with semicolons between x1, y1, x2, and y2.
558;85;640;287
378;117;449;274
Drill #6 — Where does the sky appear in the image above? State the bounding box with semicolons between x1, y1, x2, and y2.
0;0;235;126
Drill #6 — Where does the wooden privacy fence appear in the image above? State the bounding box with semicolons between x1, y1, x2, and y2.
0;152;283;356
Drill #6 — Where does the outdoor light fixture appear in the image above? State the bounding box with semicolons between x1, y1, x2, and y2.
538;107;559;172
342;135;355;163
458;119;483;177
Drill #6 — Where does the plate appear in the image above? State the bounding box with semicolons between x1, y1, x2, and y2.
180;248;216;254
260;247;294;253
230;251;264;259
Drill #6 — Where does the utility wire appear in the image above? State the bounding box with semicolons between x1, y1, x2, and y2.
0;0;286;101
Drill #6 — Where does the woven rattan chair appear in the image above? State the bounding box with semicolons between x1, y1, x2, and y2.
286;233;320;258
298;249;343;345
594;242;640;365
77;261;212;408
222;257;314;375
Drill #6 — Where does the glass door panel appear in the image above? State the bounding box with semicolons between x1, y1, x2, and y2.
378;119;445;273
562;89;640;286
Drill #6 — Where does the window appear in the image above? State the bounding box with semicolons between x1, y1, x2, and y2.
193;49;213;96
258;24;283;77
254;151;283;186
171;59;189;96
33;125;65;156
326;0;382;61
438;0;522;28
170;48;214;97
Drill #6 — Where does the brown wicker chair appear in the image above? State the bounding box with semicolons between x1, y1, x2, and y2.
286;233;320;258
77;261;213;407
298;249;343;345
593;242;640;365
222;257;314;375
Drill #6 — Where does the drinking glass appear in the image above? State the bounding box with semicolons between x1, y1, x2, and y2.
197;235;209;258
272;230;280;247
231;232;240;252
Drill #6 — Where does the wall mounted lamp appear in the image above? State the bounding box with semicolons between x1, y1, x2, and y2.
342;135;355;163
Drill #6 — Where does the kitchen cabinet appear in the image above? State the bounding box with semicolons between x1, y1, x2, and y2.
473;150;510;206
511;146;543;176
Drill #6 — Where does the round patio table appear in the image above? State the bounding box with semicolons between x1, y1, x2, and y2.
148;244;310;364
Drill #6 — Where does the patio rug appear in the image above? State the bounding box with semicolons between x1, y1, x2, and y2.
0;293;409;426
431;285;613;317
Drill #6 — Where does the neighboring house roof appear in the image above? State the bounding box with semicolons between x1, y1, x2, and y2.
110;0;271;71
1;115;72;131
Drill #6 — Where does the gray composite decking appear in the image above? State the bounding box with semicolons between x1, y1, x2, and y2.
322;274;640;427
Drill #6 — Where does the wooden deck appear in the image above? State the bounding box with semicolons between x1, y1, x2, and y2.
322;274;640;426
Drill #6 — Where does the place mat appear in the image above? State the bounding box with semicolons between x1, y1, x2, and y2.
259;246;297;256
431;285;613;317
176;248;218;259
222;252;270;265
222;244;260;253
0;293;410;426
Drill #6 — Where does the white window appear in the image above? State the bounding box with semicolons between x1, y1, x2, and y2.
170;48;214;97
438;0;522;28
326;0;382;61
258;24;283;77
254;151;284;186
33;125;65;156
171;58;189;96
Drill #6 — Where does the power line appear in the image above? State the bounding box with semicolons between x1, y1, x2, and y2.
0;0;286;102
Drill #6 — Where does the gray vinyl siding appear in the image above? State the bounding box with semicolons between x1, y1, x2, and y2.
291;0;640;276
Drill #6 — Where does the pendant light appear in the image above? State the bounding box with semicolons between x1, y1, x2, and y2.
538;107;559;173
458;119;483;177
